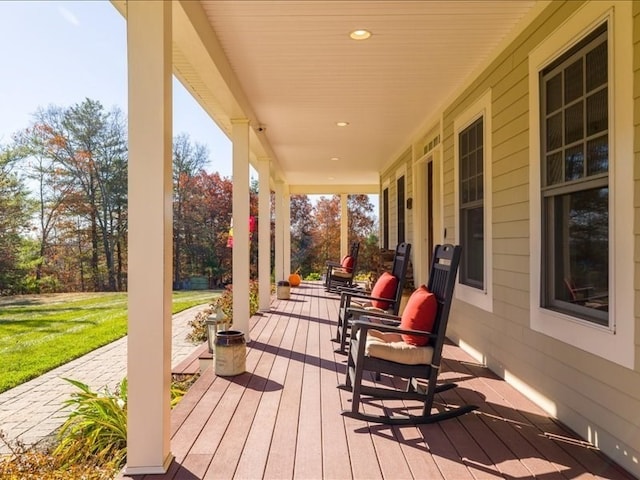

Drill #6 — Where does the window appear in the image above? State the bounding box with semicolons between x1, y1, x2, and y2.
382;187;389;249
540;23;608;327
397;175;405;244
529;1;633;368
454;89;492;312
459;118;484;289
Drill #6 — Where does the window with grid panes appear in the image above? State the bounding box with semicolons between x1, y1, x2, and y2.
382;187;389;249
459;117;484;289
540;23;608;326
397;176;405;244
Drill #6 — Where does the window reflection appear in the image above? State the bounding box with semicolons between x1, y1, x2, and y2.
550;187;608;324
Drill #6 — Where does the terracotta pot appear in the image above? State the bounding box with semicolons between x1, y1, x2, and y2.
288;273;301;287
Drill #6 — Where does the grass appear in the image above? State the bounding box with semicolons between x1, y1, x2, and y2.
0;290;219;393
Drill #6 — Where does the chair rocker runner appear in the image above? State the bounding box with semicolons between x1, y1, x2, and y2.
338;244;478;425
333;242;411;354
325;241;360;293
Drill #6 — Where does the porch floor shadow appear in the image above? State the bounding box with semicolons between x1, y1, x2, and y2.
121;281;634;480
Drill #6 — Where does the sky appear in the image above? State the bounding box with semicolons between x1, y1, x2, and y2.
0;0;233;177
0;1;377;212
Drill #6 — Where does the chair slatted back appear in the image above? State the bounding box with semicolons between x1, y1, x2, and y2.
425;244;461;368
347;241;360;273
389;242;411;314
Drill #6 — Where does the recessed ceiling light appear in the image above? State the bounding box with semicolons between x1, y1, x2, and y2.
350;29;371;40
336;121;349;127
330;157;339;161
328;176;335;180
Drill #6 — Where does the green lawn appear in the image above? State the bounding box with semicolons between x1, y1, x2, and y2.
0;290;219;393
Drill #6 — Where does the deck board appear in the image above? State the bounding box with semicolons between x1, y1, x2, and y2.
123;281;634;480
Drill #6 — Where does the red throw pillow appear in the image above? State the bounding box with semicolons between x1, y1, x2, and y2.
341;255;354;272
369;272;398;310
399;286;437;346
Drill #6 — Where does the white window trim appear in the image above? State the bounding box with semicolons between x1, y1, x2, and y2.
453;89;493;312
413;150;430;286
395;166;407;248
381;180;390;249
528;1;634;369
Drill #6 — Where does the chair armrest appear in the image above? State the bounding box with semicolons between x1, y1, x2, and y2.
337;285;368;295
325;260;341;267
347;308;400;322
351;319;437;340
344;292;394;304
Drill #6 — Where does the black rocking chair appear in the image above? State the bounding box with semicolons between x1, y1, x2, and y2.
333;242;411;354
325;241;360;293
338;244;478;425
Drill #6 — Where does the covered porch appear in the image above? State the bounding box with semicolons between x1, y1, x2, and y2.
122;282;631;479
115;0;640;476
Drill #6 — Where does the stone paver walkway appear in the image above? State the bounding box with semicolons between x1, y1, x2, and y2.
0;304;209;455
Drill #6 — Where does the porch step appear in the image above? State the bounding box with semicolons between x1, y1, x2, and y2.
172;342;209;376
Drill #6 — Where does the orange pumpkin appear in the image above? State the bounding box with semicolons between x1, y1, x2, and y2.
288;273;301;287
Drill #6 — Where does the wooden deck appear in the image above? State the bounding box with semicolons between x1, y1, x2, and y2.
124;281;633;479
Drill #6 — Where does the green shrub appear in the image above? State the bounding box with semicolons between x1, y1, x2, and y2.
188;280;260;343
0;375;194;478
54;378;128;468
54;376;191;469
304;272;322;281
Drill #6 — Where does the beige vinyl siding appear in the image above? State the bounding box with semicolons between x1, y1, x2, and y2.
633;2;640;368
441;121;456;243
404;159;414;244
433;0;640;475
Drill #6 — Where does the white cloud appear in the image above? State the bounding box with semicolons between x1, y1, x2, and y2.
58;6;79;26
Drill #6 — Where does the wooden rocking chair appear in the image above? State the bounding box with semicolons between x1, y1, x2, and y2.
338;244;478;425
332;242;411;354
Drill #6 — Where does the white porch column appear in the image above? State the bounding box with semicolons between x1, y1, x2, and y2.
258;158;271;311
126;1;173;474
232;119;251;341
340;193;349;258
284;183;291;278
274;181;285;283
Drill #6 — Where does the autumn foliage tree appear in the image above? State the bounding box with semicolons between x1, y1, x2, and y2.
290;195;316;277
23;99;128;292
306;194;378;276
2;98;379;294
175;170;234;286
173;133;209;286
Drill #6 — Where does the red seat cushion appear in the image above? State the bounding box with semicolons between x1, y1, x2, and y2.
399;286;438;346
341;255;354;272
369;272;398;310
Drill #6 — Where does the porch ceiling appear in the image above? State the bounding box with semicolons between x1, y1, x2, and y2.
116;0;541;193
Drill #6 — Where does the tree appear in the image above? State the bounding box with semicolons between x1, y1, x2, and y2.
290;195;316;276
179;171;233;286
0;146;33;293
173;133;209;285
308;194;378;276
13;124;74;291
347;195;378;274
33;99;128;291
311;195;341;272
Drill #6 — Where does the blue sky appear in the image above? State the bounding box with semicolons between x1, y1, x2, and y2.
0;1;377;212
0;0;233;177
